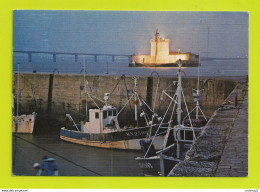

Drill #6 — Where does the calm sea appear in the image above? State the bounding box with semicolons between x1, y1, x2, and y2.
13;55;248;77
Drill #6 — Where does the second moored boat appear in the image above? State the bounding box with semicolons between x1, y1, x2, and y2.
135;59;207;176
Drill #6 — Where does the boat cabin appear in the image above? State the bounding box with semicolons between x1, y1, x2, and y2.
83;105;119;133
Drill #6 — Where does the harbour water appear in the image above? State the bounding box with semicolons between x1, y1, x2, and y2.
12;133;144;176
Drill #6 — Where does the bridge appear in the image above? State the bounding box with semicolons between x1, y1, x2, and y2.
13;50;133;63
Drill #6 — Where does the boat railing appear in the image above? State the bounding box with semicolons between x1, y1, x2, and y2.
174;126;203;143
61;127;81;133
154;127;169;137
177;126;202;131
156;143;175;155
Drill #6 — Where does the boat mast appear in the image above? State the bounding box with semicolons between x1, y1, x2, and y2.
83;56;88;119
134;77;138;124
13;63;20;174
16;63;20;132
177;61;182;126
176;59;183;159
187;51;207;122
195;52;200;119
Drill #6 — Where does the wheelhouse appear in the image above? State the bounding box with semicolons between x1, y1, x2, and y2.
83;105;119;133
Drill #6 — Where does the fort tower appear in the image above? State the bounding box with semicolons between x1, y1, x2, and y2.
150;29;170;63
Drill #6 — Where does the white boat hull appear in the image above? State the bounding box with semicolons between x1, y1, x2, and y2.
12;112;36;134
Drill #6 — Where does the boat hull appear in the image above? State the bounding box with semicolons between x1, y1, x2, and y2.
60;126;166;150
135;156;179;176
60;135;164;150
12;112;36;134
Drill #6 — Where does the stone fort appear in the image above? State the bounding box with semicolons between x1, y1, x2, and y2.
130;29;199;67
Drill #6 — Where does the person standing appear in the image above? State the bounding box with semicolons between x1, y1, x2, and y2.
33;156;59;176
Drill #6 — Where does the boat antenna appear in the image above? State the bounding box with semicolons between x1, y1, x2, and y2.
83;56;86;82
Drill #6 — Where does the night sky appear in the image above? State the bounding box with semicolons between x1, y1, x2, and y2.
13;11;248;57
13;11;248;75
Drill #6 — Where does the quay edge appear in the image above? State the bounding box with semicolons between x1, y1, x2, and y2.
168;81;248;176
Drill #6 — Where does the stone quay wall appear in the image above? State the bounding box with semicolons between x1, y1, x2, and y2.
169;81;248;176
12;73;237;131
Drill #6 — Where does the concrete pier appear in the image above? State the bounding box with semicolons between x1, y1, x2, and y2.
169;81;248;176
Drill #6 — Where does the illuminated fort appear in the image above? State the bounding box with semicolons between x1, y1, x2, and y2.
129;29;199;67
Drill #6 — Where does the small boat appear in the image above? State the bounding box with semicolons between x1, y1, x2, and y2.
135;59;207;176
12;112;37;134
12;64;37;134
60;76;168;150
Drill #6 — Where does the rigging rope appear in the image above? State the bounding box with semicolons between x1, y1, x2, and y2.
108;74;136;126
123;76;135;125
109;74;125;97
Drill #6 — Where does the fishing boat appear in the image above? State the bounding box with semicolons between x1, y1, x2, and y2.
60;76;168;150
135;59;207;176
